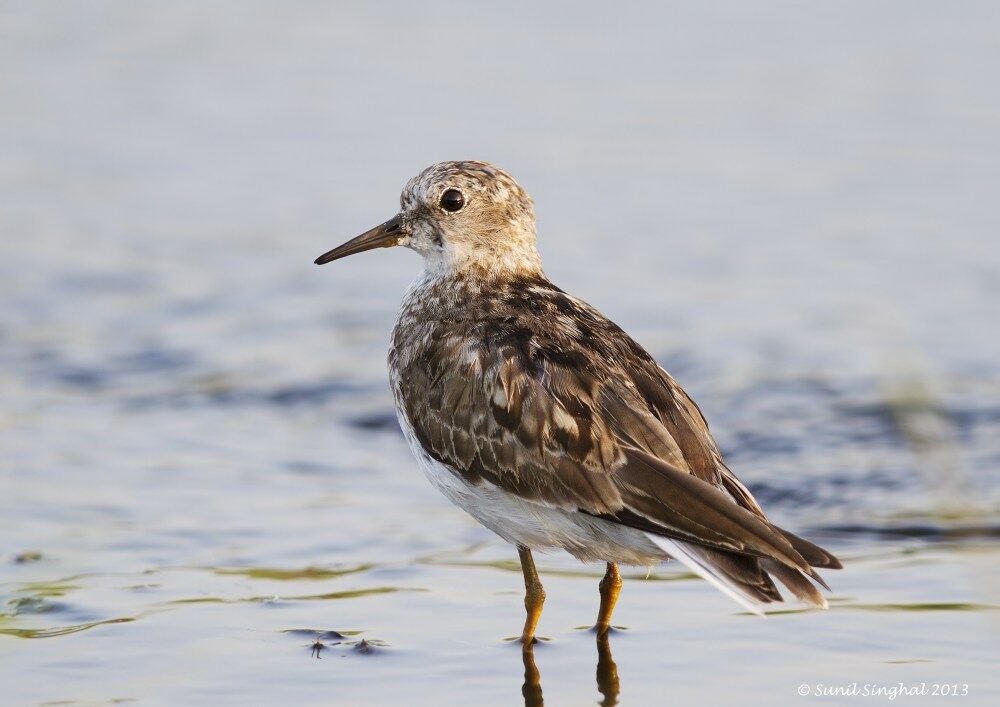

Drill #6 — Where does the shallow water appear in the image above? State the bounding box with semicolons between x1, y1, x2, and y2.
2;2;1000;705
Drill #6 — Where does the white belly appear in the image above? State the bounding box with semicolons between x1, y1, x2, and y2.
395;407;666;566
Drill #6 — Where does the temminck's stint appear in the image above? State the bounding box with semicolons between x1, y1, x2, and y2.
315;160;841;644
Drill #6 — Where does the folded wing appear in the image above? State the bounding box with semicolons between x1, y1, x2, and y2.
398;285;840;609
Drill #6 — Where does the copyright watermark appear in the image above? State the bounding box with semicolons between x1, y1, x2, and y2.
797;683;970;700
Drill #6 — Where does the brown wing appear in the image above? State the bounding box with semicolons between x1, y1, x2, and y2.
395;280;840;604
401;324;627;515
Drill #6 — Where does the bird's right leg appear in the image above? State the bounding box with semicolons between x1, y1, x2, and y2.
594;561;622;635
517;545;545;645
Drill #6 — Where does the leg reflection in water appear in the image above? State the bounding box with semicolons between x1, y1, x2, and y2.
519;633;621;707
595;632;620;707
521;644;543;707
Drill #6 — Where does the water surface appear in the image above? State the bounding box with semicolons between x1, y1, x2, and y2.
2;2;999;705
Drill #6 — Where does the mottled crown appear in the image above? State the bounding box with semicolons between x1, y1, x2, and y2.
402;161;534;219
400;160;541;276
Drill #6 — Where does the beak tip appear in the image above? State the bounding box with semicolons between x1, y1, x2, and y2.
314;214;402;268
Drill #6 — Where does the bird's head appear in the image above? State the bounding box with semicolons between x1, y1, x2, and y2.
315;160;541;277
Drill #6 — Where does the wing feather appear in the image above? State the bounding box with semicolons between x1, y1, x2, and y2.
392;277;840;606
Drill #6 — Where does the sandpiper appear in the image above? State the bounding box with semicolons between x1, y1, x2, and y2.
315;160;841;643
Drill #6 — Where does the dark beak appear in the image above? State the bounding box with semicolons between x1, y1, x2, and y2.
314;215;403;265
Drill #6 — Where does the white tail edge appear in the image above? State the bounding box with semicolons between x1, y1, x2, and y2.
646;533;766;616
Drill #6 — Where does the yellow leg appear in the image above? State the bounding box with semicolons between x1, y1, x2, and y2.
518;546;545;645
595;562;622;634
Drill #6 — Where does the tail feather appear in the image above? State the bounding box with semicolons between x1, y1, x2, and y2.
804;566;832;592
645;534;766;615
761;559;829;609
774;526;843;569
646;533;833;613
684;545;783;603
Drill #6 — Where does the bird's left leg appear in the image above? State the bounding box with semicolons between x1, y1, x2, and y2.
595;561;622;634
517;545;545;644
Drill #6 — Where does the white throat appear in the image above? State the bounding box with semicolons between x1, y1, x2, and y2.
415;231;543;282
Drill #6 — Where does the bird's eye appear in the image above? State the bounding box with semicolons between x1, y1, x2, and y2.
439;189;465;212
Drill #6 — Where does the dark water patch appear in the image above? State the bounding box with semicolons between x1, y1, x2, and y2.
349;411;401;433
743;481;820;507
836;401;899;426
22;346;193;394
820;523;1000;542
829;468;911;490
112;347;196;374
838;397;989;450
52;365;109;390
284;460;335;476
722;428;888;463
266;381;359;407
745;468;912;510
951;404;1000;426
727;431;801;457
22;345;60;366
122;377;370;411
727;376;844;408
716;378;911;464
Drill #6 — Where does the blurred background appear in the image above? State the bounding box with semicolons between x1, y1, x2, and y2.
2;2;998;705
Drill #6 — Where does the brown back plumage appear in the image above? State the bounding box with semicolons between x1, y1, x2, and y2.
390;271;840;607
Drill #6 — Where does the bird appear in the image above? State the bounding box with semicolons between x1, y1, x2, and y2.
314;160;841;644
